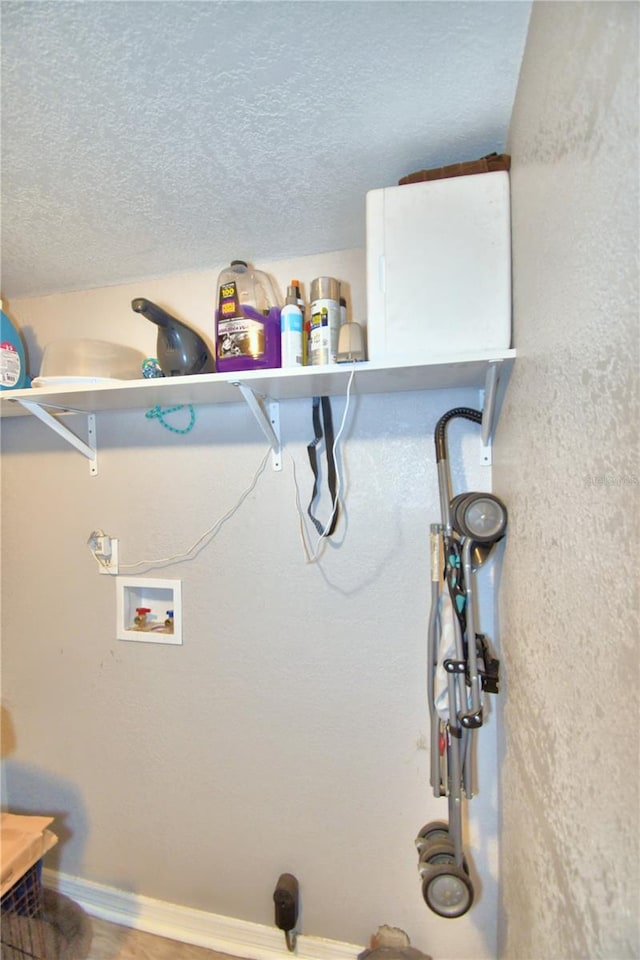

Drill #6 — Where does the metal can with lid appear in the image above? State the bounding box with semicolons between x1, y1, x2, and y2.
309;276;341;365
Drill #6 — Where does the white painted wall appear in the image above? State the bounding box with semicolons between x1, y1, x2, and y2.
495;3;639;958
1;251;500;958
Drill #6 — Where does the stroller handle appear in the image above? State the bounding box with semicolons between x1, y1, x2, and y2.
434;408;483;463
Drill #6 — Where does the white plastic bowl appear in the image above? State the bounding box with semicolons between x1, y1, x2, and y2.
33;339;146;385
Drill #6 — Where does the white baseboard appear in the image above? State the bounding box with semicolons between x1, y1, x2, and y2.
43;869;362;960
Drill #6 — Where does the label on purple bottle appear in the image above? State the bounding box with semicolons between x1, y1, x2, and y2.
218;317;265;359
217;281;265;360
218;280;241;321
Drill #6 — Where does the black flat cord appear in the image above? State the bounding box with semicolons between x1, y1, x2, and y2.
307;396;339;538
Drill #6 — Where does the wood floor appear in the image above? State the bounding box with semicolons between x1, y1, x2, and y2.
87;916;248;960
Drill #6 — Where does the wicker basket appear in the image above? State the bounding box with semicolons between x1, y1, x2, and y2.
399;152;510;185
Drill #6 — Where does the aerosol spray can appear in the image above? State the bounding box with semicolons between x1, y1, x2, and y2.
309;277;340;366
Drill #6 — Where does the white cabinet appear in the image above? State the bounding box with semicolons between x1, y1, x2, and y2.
366;172;512;362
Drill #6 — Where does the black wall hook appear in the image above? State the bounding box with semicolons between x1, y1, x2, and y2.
273;873;299;952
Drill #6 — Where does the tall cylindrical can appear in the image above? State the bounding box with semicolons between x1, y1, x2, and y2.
309;277;340;366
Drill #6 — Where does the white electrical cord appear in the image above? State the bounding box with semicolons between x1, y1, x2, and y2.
117;446;271;572
290;368;355;563
90;369;354;573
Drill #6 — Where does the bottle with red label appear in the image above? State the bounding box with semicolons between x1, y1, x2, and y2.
214;261;282;372
1;306;29;390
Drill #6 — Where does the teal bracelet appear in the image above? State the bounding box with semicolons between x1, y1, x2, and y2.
146;404;196;434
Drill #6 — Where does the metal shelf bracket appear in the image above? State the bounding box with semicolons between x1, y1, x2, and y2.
231;382;282;471
17;399;98;476
478;360;503;466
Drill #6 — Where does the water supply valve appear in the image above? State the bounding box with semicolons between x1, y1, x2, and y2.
273;873;299;952
134;607;151;628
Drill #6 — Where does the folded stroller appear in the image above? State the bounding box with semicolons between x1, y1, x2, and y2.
416;408;507;918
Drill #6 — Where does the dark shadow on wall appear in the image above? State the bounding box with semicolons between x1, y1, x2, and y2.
1;705;110;958
1;704;90;876
1;705;172;957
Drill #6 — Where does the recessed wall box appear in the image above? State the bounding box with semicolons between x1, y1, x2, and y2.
365;170;512;363
116;577;182;644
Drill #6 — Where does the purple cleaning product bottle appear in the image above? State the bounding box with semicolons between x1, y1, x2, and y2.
215;261;282;372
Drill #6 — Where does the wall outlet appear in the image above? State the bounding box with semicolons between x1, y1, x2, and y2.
98;538;119;575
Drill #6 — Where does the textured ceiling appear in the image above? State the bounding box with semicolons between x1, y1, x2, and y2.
1;1;531;299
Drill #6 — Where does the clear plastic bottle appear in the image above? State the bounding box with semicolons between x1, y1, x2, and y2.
215;261;282;372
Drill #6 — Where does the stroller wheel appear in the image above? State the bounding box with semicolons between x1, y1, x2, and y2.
416;820;449;841
450;493;472;533
419;840;456;867
419;844;471;878
415;821;449;853
452;492;507;544
422;863;474;918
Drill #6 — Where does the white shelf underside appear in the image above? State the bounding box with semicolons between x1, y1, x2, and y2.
0;350;515;418
0;350;515;474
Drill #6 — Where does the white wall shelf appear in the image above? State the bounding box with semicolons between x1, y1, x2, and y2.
0;350;515;472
